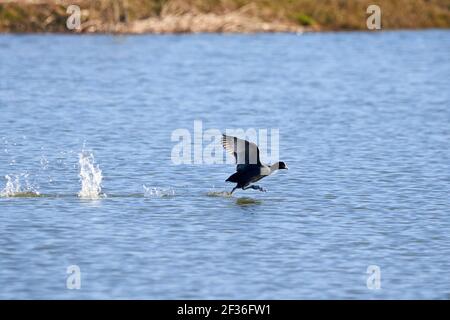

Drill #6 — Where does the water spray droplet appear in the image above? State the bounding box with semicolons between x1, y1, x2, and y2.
78;151;104;199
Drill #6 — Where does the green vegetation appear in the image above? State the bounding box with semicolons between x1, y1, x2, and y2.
0;0;449;33
295;13;315;26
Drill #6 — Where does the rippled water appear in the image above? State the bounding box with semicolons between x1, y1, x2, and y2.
0;31;449;299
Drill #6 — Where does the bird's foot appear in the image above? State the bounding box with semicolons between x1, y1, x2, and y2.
230;187;238;195
250;185;266;192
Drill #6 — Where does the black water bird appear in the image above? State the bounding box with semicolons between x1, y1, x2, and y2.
222;134;288;194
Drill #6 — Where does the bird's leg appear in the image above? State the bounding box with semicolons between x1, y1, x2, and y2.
230;186;238;195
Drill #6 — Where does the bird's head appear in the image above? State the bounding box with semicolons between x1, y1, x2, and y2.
277;161;288;170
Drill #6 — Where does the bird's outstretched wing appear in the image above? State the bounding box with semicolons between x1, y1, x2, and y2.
222;134;261;165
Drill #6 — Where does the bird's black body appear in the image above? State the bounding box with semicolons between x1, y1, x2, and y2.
222;134;288;194
226;164;261;187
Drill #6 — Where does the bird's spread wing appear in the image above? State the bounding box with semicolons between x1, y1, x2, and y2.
222;134;261;165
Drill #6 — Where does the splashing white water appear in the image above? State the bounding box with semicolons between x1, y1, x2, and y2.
143;185;175;198
207;185;232;197
78;151;104;199
0;174;40;197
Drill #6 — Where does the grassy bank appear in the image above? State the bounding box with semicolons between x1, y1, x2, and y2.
0;0;449;33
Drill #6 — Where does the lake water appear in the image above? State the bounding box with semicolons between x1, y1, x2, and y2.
0;31;449;299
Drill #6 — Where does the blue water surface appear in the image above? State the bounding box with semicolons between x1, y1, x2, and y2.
0;30;449;299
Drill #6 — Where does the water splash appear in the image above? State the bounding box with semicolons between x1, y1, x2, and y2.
143;185;175;198
207;186;233;197
0;174;40;197
207;190;233;197
78;151;104;199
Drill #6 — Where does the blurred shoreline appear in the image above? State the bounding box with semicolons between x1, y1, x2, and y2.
1;0;449;34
